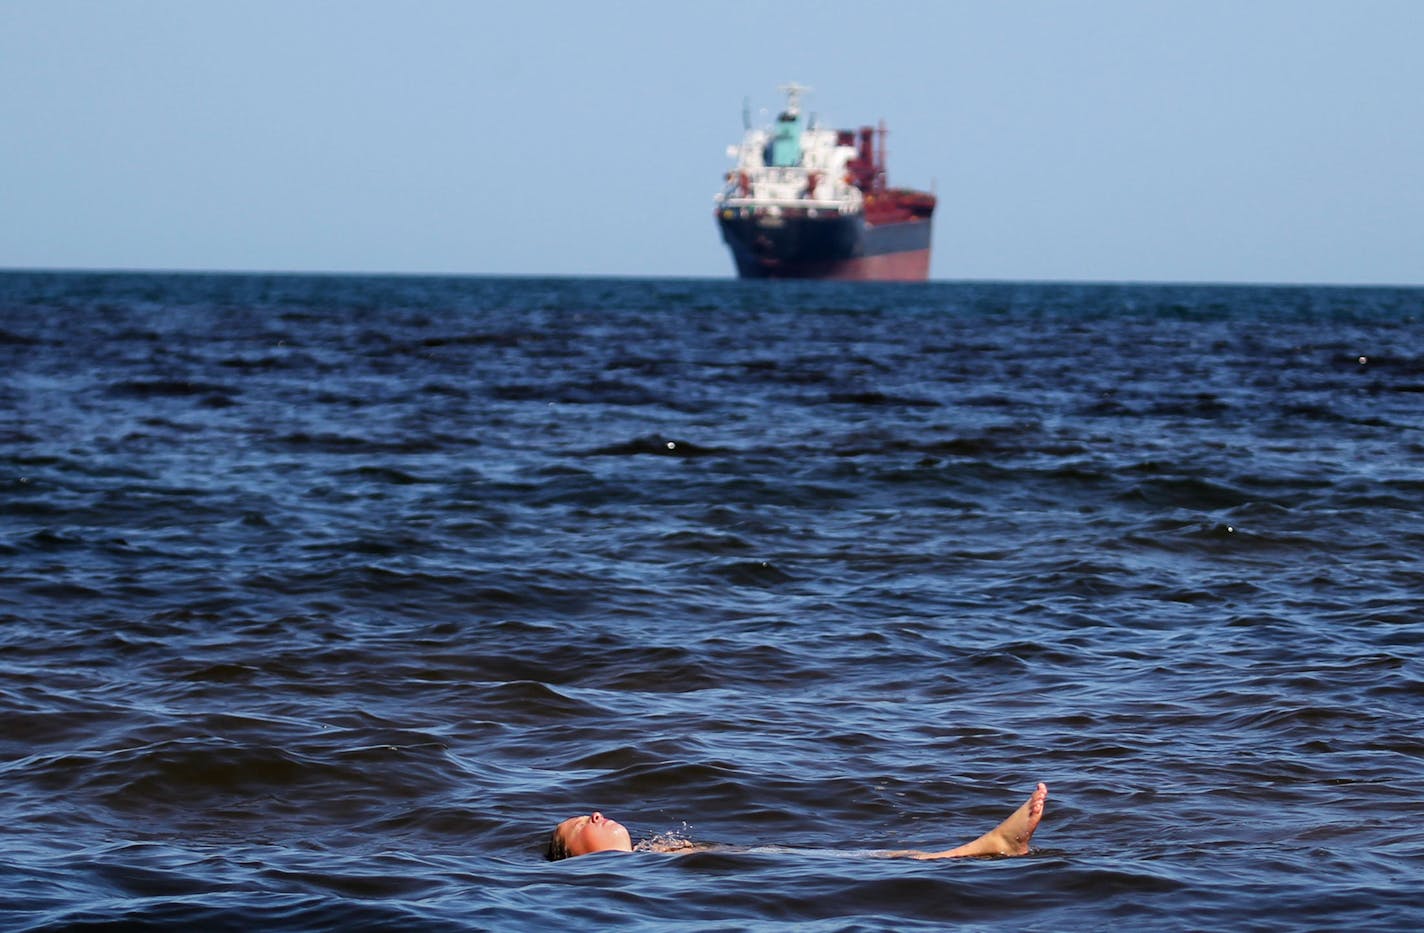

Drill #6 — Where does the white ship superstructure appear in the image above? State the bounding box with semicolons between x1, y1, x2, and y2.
715;83;864;217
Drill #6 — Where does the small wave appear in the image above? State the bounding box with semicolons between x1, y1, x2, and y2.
105;378;238;399
581;435;726;458
1119;476;1253;511
336;465;430;485
826;390;939;408
705;559;796;586
0;327;40;345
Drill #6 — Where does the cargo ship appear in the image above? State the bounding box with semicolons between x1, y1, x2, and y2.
714;83;936;281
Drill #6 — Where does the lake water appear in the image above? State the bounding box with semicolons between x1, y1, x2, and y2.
3;271;1422;929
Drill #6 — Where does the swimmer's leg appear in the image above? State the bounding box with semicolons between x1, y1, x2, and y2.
909;782;1048;859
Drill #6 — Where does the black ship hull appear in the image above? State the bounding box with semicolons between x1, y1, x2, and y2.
717;209;932;280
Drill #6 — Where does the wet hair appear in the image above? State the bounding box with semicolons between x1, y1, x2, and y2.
546;826;572;862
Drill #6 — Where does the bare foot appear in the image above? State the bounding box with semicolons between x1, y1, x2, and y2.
984;781;1048;855
911;782;1048;859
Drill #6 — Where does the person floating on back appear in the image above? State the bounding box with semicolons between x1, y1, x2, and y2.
546;782;1048;861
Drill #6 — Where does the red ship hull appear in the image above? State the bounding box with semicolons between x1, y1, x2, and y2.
795;247;931;281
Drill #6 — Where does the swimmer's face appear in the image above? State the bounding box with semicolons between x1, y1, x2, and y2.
555;811;633;857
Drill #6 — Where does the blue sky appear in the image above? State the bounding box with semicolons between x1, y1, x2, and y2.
2;0;1420;284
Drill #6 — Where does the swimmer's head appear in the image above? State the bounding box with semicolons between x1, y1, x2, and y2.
547;811;633;861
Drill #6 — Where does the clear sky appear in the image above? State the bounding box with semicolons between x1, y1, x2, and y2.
2;0;1420;284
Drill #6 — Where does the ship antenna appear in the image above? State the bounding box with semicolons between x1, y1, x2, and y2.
742;96;751;130
778;81;812;117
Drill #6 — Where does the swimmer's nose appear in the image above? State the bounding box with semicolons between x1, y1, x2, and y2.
590;812;604;824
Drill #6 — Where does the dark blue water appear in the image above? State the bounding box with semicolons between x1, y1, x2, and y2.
3;271;1423;930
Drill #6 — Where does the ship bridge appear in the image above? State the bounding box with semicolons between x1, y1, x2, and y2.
715;83;862;214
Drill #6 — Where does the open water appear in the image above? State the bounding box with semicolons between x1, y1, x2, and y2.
2;271;1423;930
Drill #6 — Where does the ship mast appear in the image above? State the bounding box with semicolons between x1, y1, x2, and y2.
777;81;812;118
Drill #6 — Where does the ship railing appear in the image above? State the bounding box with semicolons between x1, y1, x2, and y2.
715;195;858;213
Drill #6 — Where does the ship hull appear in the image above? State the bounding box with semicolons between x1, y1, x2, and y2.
717;210;932;281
